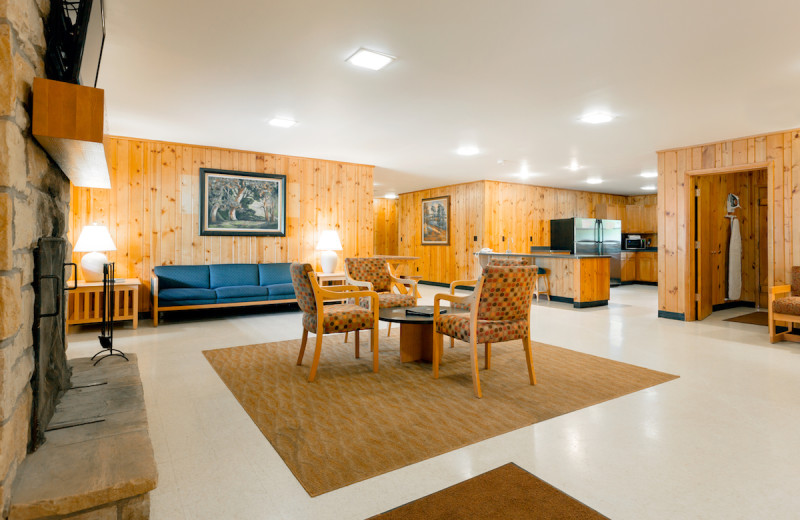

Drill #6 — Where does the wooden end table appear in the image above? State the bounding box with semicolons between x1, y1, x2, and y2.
379;305;468;363
67;278;141;332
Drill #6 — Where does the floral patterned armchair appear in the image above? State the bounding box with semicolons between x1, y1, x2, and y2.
433;264;538;398
344;257;418;337
290;263;380;382
768;266;800;343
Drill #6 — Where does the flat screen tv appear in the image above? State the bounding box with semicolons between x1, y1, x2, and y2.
45;0;106;87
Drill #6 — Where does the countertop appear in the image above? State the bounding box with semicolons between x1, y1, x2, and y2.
475;252;611;259
622;248;658;252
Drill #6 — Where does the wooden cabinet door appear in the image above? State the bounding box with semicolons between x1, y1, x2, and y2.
643;205;657;233
637;252;658;282
620;252;635;282
625;205;641;233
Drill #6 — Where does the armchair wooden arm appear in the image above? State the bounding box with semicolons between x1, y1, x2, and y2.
770;284;791;296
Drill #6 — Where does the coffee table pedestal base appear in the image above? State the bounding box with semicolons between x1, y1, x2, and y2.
399;322;443;363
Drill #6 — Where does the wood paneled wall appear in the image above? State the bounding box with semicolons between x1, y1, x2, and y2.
69;136;374;311
657;129;798;320
373;198;398;255
397;180;637;284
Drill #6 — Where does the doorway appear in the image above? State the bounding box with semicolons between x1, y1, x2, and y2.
692;169;768;320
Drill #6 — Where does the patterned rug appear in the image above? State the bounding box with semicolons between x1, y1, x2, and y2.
203;335;677;496
369;463;608;519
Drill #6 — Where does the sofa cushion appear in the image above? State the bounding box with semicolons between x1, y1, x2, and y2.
266;283;295;299
773;296;800;315
154;265;210;289
158;288;217;302
214;285;268;300
209;264;259;288
258;263;292;287
217;296;271;304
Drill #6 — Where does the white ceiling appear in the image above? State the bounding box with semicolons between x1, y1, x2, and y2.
100;0;800;197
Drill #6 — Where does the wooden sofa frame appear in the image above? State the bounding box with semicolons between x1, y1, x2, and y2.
151;269;297;327
768;284;800;343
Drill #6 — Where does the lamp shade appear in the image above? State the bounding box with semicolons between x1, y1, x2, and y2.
73;224;116;252
315;230;342;251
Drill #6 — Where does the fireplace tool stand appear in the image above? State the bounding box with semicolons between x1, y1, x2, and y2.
92;262;128;365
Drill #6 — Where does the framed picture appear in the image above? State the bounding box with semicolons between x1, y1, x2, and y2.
421;195;450;245
199;168;286;236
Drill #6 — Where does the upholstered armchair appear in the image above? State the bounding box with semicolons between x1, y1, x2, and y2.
344;257;418;337
433;264;538;398
445;257;533;348
768;266;800;343
290;263;380;382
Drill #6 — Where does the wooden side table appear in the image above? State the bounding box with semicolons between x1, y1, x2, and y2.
315;272;347;286
67;278;140;332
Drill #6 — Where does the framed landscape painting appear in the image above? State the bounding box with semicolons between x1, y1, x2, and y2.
421;195;450;245
199;168;286;236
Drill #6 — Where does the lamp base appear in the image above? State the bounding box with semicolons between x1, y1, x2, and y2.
81;251;109;282
319;250;338;274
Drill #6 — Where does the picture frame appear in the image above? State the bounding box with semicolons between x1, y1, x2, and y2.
199;168;286;237
421;195;450;245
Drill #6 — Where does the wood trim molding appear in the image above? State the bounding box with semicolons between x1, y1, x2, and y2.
686;162;772;176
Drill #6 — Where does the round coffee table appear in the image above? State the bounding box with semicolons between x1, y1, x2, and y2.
379;305;468;363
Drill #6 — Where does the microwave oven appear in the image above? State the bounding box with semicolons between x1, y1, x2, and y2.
624;235;646;250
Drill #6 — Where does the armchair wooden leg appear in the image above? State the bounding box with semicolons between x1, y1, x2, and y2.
371;328;379;373
485;342;491;369
344;331;349;343
450;336;454;348
522;336;537;385
768;305;778;343
433;331;443;379
387;322;392;337
469;338;482;398
354;330;360;358
308;333;324;382
296;329;309;365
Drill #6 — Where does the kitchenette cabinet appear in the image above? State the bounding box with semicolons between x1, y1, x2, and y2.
620;252;637;282
624;205;657;233
635;251;658;282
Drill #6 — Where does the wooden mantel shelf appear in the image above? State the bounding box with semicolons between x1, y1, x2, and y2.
32;77;111;189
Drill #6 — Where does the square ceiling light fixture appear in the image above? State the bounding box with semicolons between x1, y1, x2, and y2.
346;48;395;70
269;117;297;128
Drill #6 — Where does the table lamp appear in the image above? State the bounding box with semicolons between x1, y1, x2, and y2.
316;230;343;274
73;224;116;282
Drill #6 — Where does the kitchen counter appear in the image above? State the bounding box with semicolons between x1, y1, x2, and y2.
476;252;609;308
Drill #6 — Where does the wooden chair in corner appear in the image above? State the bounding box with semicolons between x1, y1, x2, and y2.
290;263;379;382
343;257;418;340
433;264;538;398
768;266;800;343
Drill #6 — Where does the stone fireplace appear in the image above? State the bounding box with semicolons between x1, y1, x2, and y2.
0;0;73;515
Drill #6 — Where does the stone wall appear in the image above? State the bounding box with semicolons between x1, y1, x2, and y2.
0;0;71;516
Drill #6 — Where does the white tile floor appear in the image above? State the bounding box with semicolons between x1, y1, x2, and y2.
65;285;800;520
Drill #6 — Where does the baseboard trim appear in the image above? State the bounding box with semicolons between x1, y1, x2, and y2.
658;310;685;321
712;301;756;311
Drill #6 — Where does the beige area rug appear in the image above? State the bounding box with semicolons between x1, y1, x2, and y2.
203;336;678;497
723;311;768;326
369;463;608;519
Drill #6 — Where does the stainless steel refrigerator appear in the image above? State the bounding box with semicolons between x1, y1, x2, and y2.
549;217;622;286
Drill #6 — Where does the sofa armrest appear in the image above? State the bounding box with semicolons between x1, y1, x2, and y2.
151;270;159;327
770;284;791;296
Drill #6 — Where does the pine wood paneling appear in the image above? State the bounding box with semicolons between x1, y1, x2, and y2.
658;129;797;320
69;136;374;312
373;198;398;255
397;180;641;284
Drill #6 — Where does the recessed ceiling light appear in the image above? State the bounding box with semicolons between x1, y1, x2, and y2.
579;112;615;124
384;193;398;199
268;117;297;128
567;158;581;171
456;146;480;156
640;171;658;178
586;177;603;184
641;185;657;191
346;48;395;71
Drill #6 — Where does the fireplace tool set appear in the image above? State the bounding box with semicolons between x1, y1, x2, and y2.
91;262;129;365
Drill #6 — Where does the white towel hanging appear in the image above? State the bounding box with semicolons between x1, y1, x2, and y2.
728;216;741;300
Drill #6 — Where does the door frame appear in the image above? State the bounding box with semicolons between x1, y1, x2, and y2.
685;161;773;321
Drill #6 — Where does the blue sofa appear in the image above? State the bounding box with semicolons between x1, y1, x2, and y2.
150;263;296;326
